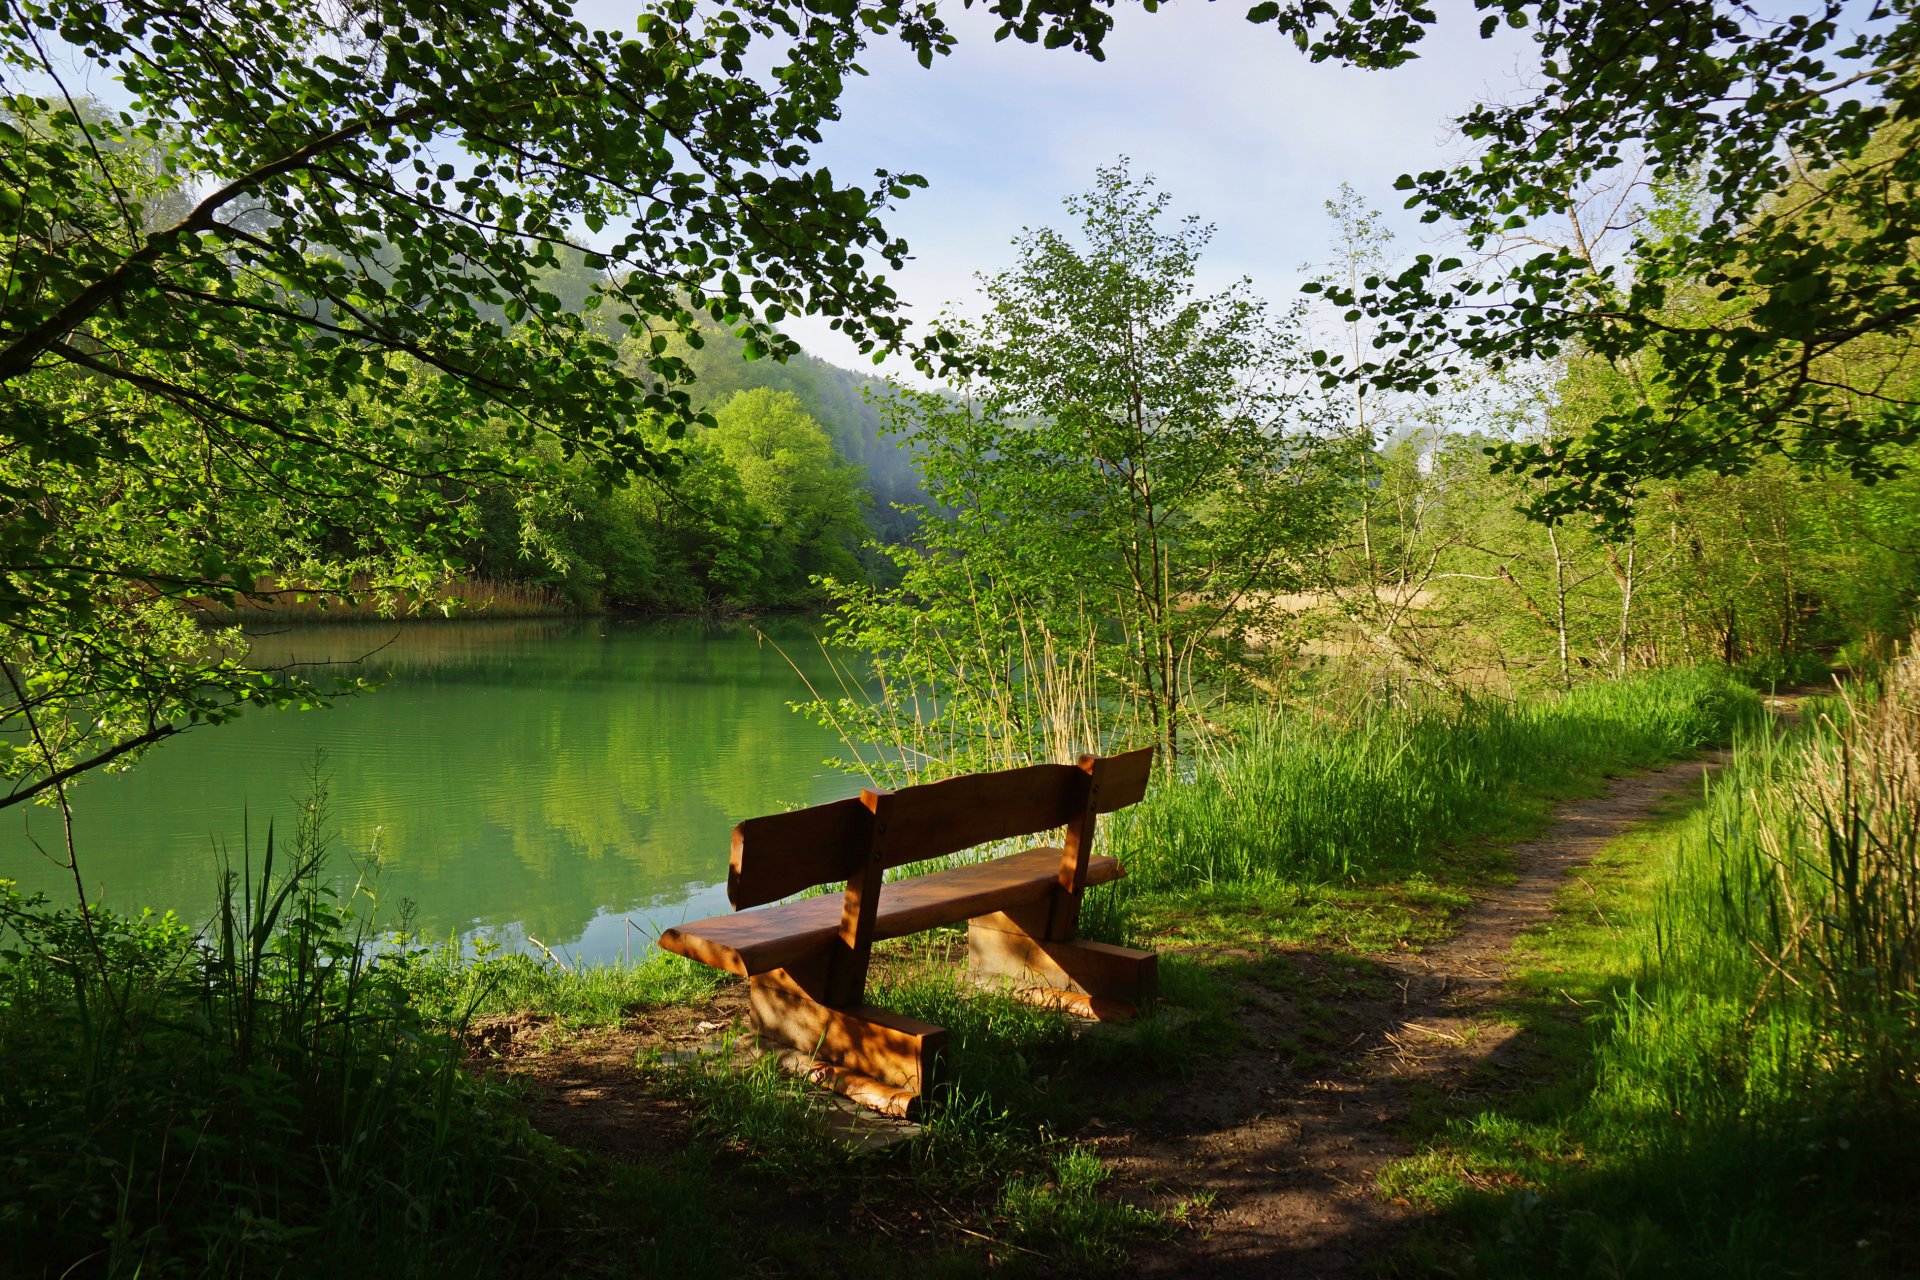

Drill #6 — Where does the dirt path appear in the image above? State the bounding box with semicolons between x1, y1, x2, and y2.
1111;754;1725;1278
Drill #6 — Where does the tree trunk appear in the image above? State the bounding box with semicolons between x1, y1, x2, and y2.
1549;523;1571;690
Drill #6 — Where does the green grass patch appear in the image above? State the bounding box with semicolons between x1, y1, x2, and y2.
402;940;725;1027
1108;666;1758;893
993;1145;1163;1269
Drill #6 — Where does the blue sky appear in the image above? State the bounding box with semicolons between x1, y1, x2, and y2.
608;0;1541;375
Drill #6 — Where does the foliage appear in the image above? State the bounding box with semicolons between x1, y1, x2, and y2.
0;0;966;805
971;4;1920;511
816;162;1347;771
710;388;869;598
635;312;930;541
1295;275;1920;691
462;386;872;612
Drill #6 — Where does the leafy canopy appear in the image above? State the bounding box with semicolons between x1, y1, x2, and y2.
1290;0;1920;518
0;0;992;806
942;0;1920;513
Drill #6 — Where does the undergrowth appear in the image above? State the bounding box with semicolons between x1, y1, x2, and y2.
0;797;554;1279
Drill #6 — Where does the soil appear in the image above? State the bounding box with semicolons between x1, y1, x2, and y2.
473;748;1738;1276
469;989;747;1164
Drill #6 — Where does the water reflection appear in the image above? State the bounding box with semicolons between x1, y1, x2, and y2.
1;617;857;961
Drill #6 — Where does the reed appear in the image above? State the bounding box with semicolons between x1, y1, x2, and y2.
195;574;588;625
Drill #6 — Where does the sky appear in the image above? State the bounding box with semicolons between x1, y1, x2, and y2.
579;0;1538;376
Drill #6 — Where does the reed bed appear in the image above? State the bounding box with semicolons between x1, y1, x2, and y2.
196;574;587;624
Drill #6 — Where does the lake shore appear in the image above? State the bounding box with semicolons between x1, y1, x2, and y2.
191;575;836;627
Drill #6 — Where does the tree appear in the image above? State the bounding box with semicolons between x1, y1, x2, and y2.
709;388;867;598
821;162;1345;771
1287;1;1920;519
0;0;977;808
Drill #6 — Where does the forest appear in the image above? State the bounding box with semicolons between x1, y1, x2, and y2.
2;0;1917;1277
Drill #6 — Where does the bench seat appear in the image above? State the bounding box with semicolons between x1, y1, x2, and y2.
659;846;1124;978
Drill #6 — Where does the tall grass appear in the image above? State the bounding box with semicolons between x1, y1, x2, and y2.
1106;667;1760;890
1644;656;1920;1116
1389;655;1919;1275
0;793;554;1278
1720;658;1920;1098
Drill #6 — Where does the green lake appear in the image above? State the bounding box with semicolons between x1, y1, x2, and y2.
1;617;859;963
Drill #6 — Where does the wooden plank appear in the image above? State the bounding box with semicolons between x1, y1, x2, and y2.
658;847;1125;977
728;751;1147;911
728;797;871;910
969;900;1053;938
867;763;1085;870
1051;760;1102;936
964;980;1144;1024
749;971;948;1097
826;852;883;1006
967;923;1159;1016
1083;746;1156;814
1048;746;1154;937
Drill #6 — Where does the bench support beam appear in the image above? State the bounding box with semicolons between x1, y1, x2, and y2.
968;911;1159;1022
747;966;947;1120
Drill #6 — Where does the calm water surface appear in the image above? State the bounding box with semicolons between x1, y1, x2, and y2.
2;617;857;962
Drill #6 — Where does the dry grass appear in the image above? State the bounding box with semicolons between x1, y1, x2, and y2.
1745;644;1920;1087
195;575;586;624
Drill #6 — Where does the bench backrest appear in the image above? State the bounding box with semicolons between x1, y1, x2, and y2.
728;747;1156;910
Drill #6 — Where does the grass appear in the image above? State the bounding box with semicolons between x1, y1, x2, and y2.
0;815;556;1278
402;939;725;1027
1110;666;1758;892
0;664;1769;1277
1085;667;1761;959
1380;671;1920;1278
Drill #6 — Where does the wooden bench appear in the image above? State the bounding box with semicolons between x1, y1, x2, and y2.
658;748;1159;1118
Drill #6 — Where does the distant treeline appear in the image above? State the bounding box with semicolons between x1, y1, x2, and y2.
453;257;926;614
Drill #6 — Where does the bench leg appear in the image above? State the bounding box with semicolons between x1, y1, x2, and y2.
747;966;947;1120
968;911;1159;1023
